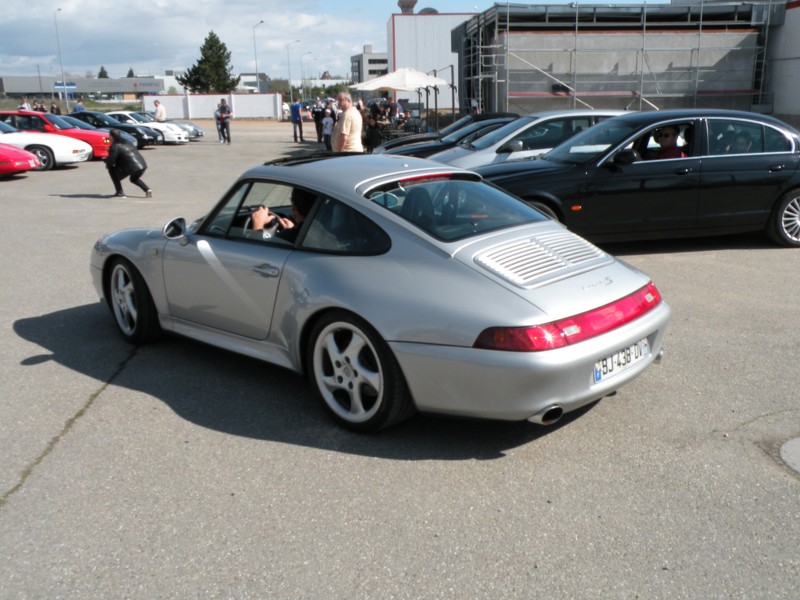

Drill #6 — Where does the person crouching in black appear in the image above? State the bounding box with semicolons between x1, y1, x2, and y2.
105;128;152;198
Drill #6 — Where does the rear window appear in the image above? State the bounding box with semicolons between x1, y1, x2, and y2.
366;176;548;242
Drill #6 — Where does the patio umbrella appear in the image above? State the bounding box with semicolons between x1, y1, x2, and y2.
350;67;448;92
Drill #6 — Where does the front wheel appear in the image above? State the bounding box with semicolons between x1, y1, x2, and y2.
106;258;161;344
27;146;55;171
308;311;414;432
767;190;800;247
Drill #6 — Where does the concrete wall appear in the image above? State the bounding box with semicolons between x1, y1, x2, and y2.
767;1;800;126
387;13;472;110
500;29;758;113
141;93;284;120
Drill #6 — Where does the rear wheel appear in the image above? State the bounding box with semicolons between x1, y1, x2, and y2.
308;311;414;432
530;201;560;222
106;258;161;344
27;146;54;171
767;190;800;247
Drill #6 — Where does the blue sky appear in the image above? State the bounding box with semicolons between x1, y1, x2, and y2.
0;1;651;80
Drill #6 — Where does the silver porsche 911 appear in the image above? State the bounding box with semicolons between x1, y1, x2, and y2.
90;154;670;431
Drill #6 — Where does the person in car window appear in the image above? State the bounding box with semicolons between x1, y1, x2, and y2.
655;125;686;159
730;131;752;154
250;188;316;243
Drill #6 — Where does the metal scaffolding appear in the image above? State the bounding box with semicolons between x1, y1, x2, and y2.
457;1;784;114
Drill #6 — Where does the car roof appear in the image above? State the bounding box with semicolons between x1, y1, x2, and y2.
600;108;800;133
242;154;471;199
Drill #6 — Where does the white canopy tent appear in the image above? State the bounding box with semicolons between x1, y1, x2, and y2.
350;67;448;92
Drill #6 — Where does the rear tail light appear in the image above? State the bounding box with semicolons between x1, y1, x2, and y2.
474;281;662;352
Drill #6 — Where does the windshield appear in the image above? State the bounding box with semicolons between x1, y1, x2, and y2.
366;175;547;242
438;115;472;136
122;113;147;123
440;120;501;144
543;119;638;164
46;114;76;130
468;116;530;150
95;113;120;125
136;112;155;122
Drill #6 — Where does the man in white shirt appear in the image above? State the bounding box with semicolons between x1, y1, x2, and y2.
153;100;167;122
332;92;363;153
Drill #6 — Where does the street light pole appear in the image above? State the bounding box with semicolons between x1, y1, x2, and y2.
54;8;70;112
286;39;300;99
252;20;264;93
301;52;313;103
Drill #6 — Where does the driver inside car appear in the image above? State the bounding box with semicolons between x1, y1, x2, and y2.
250;188;316;243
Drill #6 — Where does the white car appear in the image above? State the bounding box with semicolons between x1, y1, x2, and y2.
106;111;189;144
428;109;625;170
0;120;92;170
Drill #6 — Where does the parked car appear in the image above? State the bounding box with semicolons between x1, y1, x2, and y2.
477;109;800;248
60;115;138;146
138;111;204;140
0;120;92;170
428;109;624;169
382;117;516;158
68;110;159;149
0;110;111;159
106;111;189;144
0;142;40;177
373;112;520;154
90;153;670;431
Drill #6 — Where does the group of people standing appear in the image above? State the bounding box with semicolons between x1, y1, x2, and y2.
291;92;380;154
17;97;63;115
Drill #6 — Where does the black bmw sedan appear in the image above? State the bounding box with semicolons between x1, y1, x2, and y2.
477;109;800;247
68;111;160;149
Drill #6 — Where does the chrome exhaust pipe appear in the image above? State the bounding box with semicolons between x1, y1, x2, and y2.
528;404;564;426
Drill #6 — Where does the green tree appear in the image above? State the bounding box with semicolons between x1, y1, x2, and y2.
127;68;135;78
177;31;240;93
98;66;109;78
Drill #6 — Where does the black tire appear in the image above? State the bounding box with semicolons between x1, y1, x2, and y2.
767;190;800;247
27;146;55;171
530;201;560;222
308;311;415;432
106;257;161;344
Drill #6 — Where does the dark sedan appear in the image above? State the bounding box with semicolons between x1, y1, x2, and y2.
68;111;160;149
383;117;516;158
373;112;519;154
478;109;800;247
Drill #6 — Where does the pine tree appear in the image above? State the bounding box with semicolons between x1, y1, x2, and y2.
177;31;240;93
98;66;109;78
127;68;135;78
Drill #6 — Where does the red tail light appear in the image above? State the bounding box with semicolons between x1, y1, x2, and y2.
474;282;662;352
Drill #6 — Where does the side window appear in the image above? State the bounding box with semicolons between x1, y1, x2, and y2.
303;198;390;254
708;119;765;155
637;123;692;160
764;127;793;153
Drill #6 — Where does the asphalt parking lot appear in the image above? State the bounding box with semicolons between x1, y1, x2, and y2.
1;119;798;599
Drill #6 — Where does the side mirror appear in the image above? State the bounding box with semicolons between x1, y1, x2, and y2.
497;140;524;154
613;149;640;166
163;217;186;240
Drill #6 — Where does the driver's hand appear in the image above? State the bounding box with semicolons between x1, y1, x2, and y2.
274;215;295;230
251;206;275;230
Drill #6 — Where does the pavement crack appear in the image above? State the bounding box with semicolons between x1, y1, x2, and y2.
0;348;139;510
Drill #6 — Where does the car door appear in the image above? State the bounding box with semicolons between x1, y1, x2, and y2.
162;180;296;340
576;120;702;237
499;115;604;164
697;117;800;230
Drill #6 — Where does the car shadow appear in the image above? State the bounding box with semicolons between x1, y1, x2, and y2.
13;303;591;461
597;232;775;256
53;193;122;200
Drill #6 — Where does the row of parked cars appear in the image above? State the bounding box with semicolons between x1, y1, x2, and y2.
374;108;800;248
0;109;204;178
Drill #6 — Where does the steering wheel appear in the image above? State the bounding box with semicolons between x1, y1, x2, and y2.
243;205;285;238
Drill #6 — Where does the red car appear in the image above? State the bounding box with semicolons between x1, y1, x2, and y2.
0;142;41;177
0;111;111;159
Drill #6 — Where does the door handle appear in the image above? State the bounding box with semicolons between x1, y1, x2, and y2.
769;164;785;172
674;167;692;175
252;263;279;278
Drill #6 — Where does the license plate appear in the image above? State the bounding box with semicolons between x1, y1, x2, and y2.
593;339;650;383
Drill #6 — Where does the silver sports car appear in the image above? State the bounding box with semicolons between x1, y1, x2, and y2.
90;154;671;431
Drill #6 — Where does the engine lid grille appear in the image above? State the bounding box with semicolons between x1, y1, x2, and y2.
475;231;611;288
